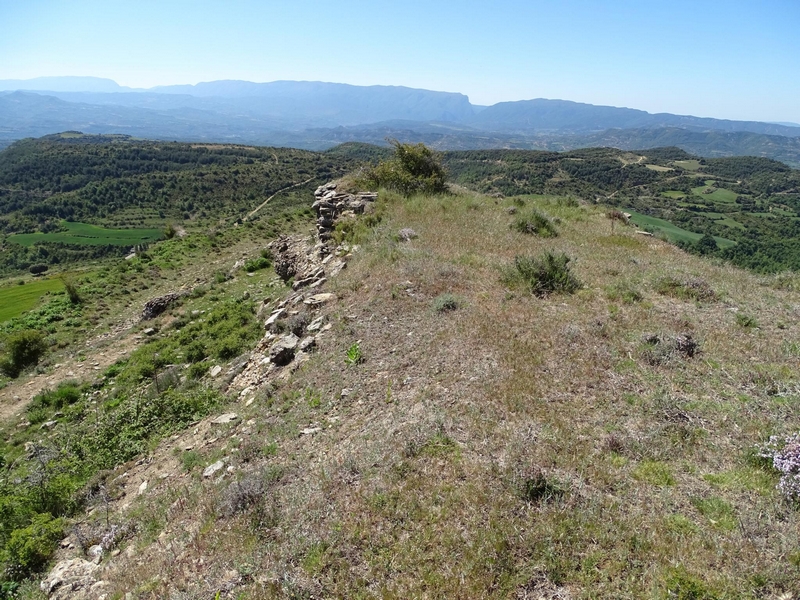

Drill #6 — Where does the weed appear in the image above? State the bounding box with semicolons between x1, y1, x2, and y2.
691;496;737;531
219;472;268;517
512;209;558;237
432;293;460;312
758;433;800;502
514;468;566;503
655;276;717;302
633;461;675;486
664;567;719;599
640;333;698;365
605;281;643;304
345;341;363;366
735;313;758;329
502;251;582;297
181;450;203;472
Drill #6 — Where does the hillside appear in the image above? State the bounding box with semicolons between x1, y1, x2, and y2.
2;144;800;597
0;142;799;598
0;134;380;275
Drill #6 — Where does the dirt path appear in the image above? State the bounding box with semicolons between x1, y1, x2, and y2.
244;176;317;221
0;328;140;423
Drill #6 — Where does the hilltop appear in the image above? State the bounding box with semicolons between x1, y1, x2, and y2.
1;140;800;598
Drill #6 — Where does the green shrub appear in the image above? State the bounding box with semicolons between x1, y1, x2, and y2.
3;513;64;580
28;264;48;275
361;140;447;196
244;257;271;272
185;341;207;363
513;209;558;237
187;362;210;380
27;382;82;414
503;252;582;297
62;279;82;305
432;293;460;312
0;330;48;378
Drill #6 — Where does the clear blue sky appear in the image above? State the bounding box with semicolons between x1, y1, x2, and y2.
1;0;798;122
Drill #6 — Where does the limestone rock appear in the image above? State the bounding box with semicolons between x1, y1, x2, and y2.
304;293;335;307
203;460;225;478
41;558;99;599
298;336;316;353
141;292;183;320
211;413;239;425
269;333;299;366
398;227;418;241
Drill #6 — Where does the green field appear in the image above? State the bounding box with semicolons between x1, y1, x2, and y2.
661;190;687;199
9;221;163;247
674;159;701;171
0;278;64;322
645;164;672;172
691;185;739;203
625;209;736;248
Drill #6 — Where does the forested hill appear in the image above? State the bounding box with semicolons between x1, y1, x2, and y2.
0;134;370;231
2;134;800;275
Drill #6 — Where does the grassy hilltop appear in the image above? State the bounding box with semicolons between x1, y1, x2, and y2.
0;139;799;598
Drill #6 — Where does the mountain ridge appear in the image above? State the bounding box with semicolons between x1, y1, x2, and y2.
1;77;800;164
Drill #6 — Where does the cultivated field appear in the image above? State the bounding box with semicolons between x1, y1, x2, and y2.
8;221;163;246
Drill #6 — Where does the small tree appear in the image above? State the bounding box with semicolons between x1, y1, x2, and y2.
695;233;718;255
0;330;48;378
365;139;447;196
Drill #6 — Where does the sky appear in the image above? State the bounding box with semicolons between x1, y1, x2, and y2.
0;0;798;123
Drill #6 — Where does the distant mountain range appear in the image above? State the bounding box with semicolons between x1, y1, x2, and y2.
1;76;799;166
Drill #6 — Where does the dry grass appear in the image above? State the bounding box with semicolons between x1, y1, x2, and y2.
84;189;800;599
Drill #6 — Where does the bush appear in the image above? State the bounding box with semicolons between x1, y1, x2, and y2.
29;264;48;275
503;252;582;297
512;209;558;237
0;330;48;378
3;514;64;581
244;257;271;272
27;382;82;414
62;278;82;305
362;140;447;196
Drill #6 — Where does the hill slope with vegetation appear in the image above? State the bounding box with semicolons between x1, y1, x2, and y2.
1;140;800;598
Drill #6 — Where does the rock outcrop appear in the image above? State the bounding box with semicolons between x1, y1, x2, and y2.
141;292;184;321
40;558;102;600
312;182;377;241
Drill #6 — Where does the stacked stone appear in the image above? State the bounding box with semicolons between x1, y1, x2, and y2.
312;183;377;241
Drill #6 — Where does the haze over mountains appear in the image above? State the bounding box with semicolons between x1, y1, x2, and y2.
2;76;800;166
